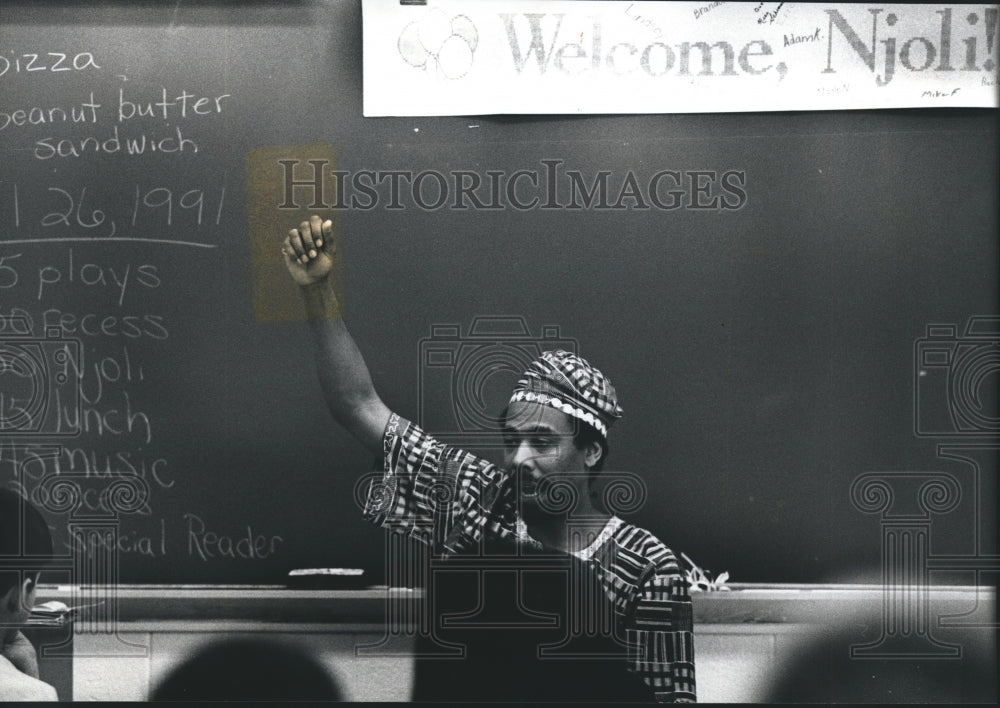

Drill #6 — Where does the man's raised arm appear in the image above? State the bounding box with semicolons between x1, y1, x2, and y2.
283;215;390;454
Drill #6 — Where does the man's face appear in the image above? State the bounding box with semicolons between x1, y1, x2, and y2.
502;400;594;525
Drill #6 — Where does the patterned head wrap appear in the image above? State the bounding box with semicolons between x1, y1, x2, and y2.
508;350;623;438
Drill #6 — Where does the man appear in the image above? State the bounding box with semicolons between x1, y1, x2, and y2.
283;215;695;702
0;489;58;702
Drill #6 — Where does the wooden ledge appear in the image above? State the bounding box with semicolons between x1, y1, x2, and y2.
36;583;995;626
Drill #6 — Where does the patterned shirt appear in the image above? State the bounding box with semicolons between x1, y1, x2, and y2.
364;413;696;702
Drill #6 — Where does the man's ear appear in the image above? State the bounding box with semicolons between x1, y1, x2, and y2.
584;440;603;470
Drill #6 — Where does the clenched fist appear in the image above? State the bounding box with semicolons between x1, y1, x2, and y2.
283;215;335;287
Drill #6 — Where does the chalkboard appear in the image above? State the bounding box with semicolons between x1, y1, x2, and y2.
1;0;996;586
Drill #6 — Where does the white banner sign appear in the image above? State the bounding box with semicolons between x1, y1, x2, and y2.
362;1;1000;115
